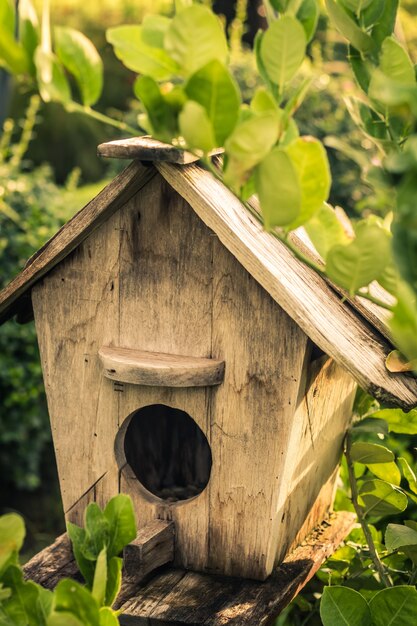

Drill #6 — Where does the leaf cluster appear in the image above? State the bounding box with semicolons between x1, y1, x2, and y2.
0;495;136;626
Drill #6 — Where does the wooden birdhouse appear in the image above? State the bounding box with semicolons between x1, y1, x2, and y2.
2;137;417;584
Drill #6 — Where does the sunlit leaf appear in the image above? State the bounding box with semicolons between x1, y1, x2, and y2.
358;479;407;517
34;47;71;104
106;25;179;81
369;586;417;626
398;457;417;494
385;523;417;551
377;36;415;85
260;16;306;91
304;202;351;260
325;0;375;54
296;0;319;43
350;442;394;464
165;5;228;75
54;27;103;106
92;547;107;606
134;76;178;142
224;112;280;191
185;60;241;145
326;220;391;295
389;283;417;364
179;101;216;153
320;586;371;626
0;514;25;573
284;136;331;229
254;148;301;229
366;461;401;486
370;408;417;435
141;14;171;48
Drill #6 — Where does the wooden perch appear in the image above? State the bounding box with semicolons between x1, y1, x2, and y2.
123;519;175;585
99;346;225;387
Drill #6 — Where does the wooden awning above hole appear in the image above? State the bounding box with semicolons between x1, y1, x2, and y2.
98;346;225;388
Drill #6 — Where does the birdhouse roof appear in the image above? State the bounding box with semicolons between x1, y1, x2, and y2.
1;137;416;409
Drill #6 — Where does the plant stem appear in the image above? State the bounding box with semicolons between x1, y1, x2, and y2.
66;102;138;136
345;434;393;587
409;567;417;586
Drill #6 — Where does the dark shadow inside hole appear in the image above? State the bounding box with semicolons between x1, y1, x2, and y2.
124;404;212;502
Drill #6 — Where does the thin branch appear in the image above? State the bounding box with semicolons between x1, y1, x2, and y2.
345;434;393;588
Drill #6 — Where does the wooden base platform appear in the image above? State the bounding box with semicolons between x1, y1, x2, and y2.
24;511;355;626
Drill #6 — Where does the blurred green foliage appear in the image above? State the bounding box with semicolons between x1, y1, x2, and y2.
0;97;107;495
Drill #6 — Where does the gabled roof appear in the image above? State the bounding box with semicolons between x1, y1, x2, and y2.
1;137;416;410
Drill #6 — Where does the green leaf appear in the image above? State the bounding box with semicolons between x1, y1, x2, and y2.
296;0;319;42
341;0;373;15
284;137;331;229
105;557;122;607
103;495;136;559
165;5;228;76
350;442;394;464
370;408;417;435
99;607;119;626
371;0;398;49
34;47;71;104
250;87;280;115
254;148;301;229
326;221;391;295
92;548;107;606
304;203;351;260
367;462;401;486
260;16;306;91
385;523;417;551
224;112;280;191
0;19;29;74
134;76;178;142
398;457;417;494
352;417;388;435
67;522;95;586
185;60;241;145
1;565;49;626
325;0;376;54
377;36;415;85
349;46;371;93
20;0;39;76
0;513;25;572
358;479;408;517
320;586;371;626
389;282;417;363
141;14;171;48
179;101;216;153
48;613;84;626
106;25;179;81
53;579;100;626
54;27;103;106
369;586;417;626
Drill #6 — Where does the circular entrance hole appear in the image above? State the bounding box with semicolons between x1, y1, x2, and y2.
123;404;212;502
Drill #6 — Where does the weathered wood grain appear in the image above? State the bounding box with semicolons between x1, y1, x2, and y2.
123;520;175;585
116;175;214;573
119;511;356;625
208;236;309;579
0;161;156;324
157;162;417;410
97;136;222;164
99;347;225;387
275;355;357;563
32;208;122;516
